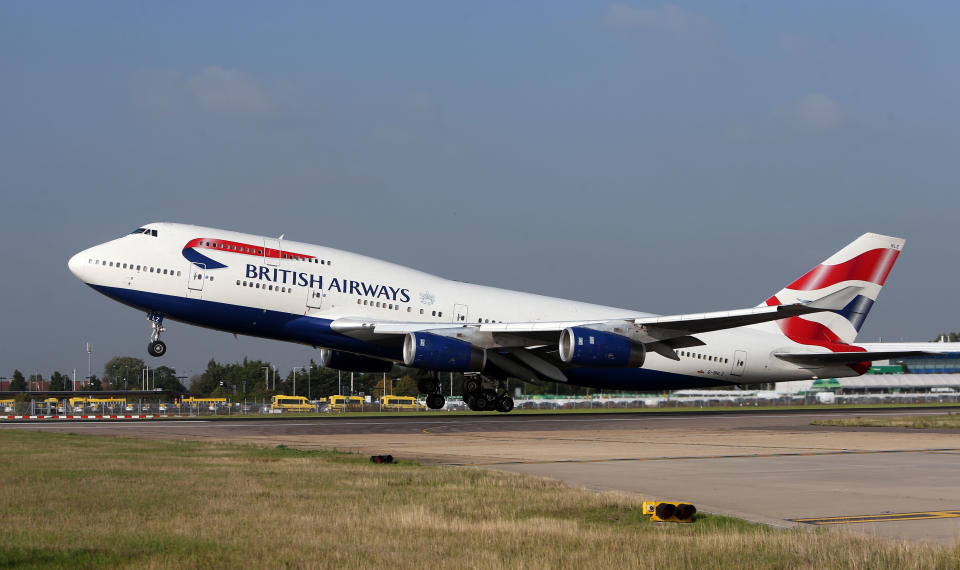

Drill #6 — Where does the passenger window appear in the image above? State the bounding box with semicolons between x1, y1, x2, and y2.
236;280;241;285
420;309;424;315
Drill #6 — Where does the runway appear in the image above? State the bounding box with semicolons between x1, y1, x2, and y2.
5;407;960;544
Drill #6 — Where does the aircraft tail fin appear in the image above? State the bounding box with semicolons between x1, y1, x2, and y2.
757;233;904;345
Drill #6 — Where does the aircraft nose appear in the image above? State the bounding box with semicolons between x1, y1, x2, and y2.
68;250;86;279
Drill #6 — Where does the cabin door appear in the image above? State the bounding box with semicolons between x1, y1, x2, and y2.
306;288;324;310
264;238;281;266
731;350;747;377
188;263;205;291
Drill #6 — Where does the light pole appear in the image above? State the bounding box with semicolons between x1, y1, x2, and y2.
292;367;303;397
306;366;311;400
86;342;92;387
262;367;270;392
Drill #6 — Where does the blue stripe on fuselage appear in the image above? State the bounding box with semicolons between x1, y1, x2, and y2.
88;284;401;360
181;248;228;270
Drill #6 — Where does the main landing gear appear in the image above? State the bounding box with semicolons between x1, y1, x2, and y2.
418;374;446;410
463;375;513;413
147;312;166;357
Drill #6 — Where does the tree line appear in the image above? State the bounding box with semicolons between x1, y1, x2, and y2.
6;355;599;398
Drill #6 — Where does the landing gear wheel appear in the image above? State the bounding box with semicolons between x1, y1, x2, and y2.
463;378;481;394
481;388;498;402
426;394;445;410
417;378;439;394
495;396;514;413
148;340;167;357
470;396;487;412
465;394;477;410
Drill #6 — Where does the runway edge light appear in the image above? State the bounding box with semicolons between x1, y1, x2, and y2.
643;501;697;523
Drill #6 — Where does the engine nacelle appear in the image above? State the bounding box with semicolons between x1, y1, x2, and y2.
558;327;645;367
319;349;393;373
402;332;485;372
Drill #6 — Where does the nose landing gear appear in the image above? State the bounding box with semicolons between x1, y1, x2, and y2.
147;312;167;357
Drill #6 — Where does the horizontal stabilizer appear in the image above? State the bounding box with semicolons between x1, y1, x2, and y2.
775;342;960;367
774;351;926;366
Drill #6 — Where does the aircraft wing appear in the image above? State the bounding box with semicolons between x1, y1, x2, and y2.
773;342;960;367
330;286;863;350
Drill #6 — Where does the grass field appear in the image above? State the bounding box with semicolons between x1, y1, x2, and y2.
163;401;960;420
1;430;958;569
812;413;960;429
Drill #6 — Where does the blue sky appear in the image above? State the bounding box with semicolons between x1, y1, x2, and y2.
1;2;958;380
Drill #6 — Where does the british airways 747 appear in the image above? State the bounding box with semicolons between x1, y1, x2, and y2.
68;224;957;412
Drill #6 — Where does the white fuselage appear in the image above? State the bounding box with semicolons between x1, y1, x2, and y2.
68;223;854;390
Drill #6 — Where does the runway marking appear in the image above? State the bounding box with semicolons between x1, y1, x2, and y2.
0;421;210;429
446;447;960;466
792;511;960;525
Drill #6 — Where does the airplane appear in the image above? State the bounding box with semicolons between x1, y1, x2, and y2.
68;224;959;412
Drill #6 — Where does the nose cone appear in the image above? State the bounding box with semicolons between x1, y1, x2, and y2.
68;251;86;280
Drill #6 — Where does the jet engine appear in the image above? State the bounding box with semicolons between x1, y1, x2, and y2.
559;327;646;367
319;349;393;373
402;332;485;371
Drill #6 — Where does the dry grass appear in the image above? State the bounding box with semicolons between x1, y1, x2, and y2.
812;413;960;429
0;430;957;569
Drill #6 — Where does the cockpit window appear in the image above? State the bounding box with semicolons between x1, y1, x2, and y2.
131;228;146;234
130;228;158;237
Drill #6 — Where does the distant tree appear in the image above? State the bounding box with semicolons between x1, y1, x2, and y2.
49;371;69;391
87;374;102;391
393;375;419;397
192;359;225;396
27;373;43;391
103;356;147;390
932;332;960;342
187;374;202;393
153;366;186;393
9;370;26;391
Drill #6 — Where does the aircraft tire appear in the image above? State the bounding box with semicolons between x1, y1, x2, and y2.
417;378;438;394
481;388;497;402
148;341;166;357
426;394;445;409
495;396;514;413
470;396;487;412
463;378;481;394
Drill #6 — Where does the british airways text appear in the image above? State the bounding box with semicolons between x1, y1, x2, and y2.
245;264;411;302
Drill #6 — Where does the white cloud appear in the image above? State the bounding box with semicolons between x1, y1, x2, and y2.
187;66;272;114
789;93;845;132
131;66;295;117
603;4;711;40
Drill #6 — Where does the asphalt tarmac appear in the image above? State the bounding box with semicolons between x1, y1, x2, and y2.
5;407;960;544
